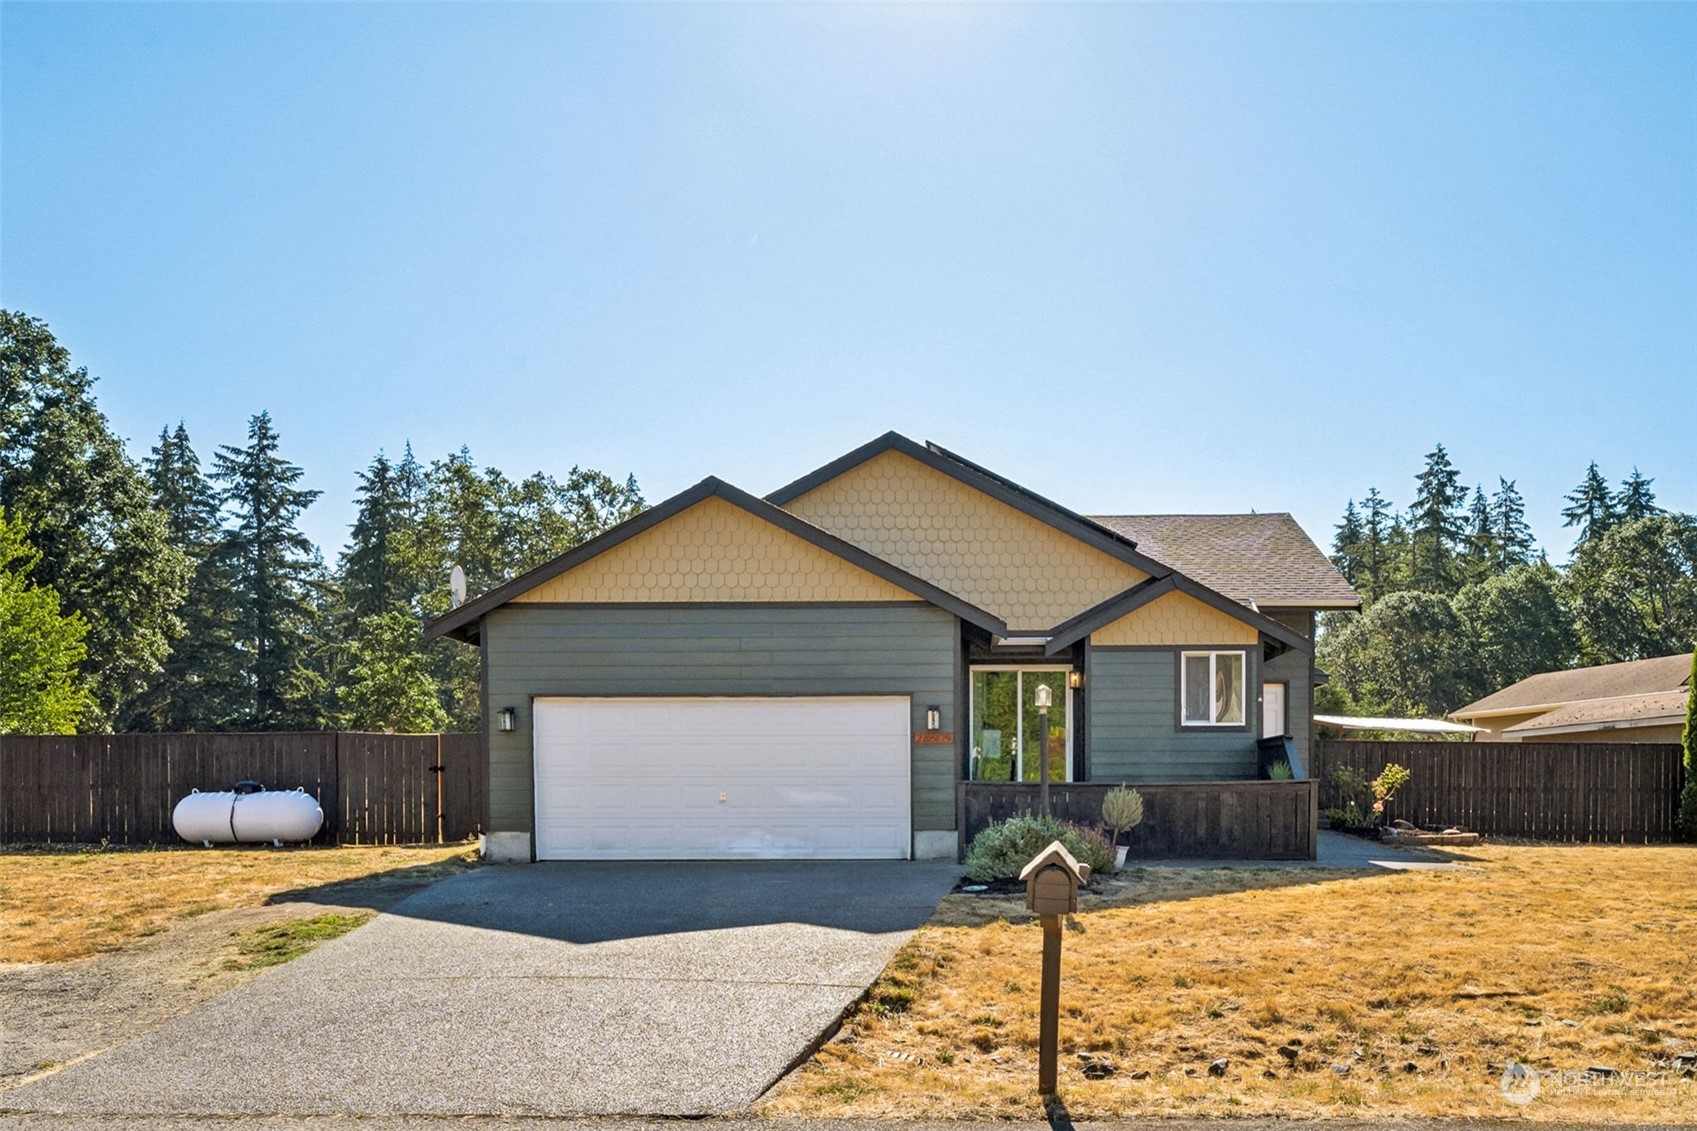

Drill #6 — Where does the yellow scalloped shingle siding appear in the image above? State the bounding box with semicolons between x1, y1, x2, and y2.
510;497;918;604
781;450;1149;629
1091;591;1260;647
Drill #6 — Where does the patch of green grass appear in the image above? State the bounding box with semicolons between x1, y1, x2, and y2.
223;912;372;971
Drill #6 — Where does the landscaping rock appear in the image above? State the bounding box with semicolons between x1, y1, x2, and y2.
1129;1069;1150;1080
1331;1062;1352;1076
1403;1061;1419;1074
1587;1065;1619;1079
1277;1045;1300;1062
1417;1044;1440;1056
1560;1019;1580;1028
1082;1061;1115;1080
1208;1058;1229;1077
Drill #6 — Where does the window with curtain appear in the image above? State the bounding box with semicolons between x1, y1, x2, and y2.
1180;651;1246;726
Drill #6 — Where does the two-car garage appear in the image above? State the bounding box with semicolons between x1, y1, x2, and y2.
531;696;914;860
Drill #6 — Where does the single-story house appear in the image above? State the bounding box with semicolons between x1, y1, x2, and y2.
1449;651;1693;743
426;433;1359;862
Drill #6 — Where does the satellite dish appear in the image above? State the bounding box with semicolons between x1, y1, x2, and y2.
449;564;467;609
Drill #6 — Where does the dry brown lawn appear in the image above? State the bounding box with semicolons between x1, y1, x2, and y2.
761;844;1697;1122
0;842;475;964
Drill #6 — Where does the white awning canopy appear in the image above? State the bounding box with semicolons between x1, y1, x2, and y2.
1315;714;1484;736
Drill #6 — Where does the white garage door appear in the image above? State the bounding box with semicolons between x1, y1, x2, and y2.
533;696;912;860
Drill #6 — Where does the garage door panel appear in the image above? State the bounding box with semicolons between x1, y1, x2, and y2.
533;696;912;860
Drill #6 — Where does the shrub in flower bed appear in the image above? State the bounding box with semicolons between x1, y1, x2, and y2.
962;812;1116;882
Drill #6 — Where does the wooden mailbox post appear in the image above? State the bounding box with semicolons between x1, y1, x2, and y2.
1020;840;1090;1095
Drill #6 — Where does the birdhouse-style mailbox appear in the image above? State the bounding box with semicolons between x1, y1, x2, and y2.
1019;840;1091;917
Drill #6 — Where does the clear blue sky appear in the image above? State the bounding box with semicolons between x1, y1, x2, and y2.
4;3;1693;562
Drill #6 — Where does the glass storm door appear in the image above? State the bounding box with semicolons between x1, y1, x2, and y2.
1262;682;1288;738
969;668;1070;782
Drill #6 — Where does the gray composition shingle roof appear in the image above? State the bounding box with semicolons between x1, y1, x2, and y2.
1499;690;1689;734
1453;651;1694;718
1088;513;1360;609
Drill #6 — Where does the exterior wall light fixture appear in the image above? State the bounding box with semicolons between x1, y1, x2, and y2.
926;705;942;731
1068;671;1084;690
497;707;517;732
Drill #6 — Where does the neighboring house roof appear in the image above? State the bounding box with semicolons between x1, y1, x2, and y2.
1498;691;1690;737
422;477;1009;643
1088;513;1360;609
1451;652;1693;719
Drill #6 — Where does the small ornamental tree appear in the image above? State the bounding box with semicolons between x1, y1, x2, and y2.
1101;786;1145;848
1679;649;1697;841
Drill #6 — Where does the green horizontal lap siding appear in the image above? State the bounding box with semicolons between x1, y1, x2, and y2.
483;603;959;835
1087;649;1260;781
1263;646;1312;762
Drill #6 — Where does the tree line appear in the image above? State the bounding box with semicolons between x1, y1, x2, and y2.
1319;444;1696;719
0;311;644;734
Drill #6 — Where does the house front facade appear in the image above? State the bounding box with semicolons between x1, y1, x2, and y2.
427;434;1359;862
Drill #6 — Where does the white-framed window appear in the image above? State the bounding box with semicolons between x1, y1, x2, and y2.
1180;651;1246;727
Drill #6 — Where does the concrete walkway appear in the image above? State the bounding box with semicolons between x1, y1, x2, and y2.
1143;830;1473;872
2;860;959;1119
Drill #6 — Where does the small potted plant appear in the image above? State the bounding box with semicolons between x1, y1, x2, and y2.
1101;785;1145;869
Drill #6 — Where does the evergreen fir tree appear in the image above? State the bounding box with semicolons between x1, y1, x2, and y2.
1618;468;1662;522
1407;445;1467;593
0;311;189;725
1489;477;1537;569
211;412;326;729
124;424;246;730
342;450;424;619
1561;461;1619;550
1460;485;1495;583
1331;500;1365;587
1359;488;1395;603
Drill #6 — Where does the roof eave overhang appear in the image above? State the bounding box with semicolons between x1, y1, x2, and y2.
1042;573;1312;656
1502;715;1685;737
422;476;1009;643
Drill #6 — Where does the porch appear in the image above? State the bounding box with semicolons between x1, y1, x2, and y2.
956;778;1320;861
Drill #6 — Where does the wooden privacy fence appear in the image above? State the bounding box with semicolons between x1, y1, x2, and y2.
0;732;485;845
1312;740;1685;843
958;779;1318;861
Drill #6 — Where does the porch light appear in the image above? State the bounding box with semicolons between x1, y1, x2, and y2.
1068;671;1083;690
497;707;517;732
926;705;941;731
1034;684;1053;709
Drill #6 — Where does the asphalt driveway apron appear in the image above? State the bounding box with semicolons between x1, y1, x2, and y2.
4;860;959;1118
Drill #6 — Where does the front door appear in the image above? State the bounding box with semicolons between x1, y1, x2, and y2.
969;668;1070;782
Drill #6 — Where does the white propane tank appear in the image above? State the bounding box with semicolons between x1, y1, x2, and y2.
172;787;324;846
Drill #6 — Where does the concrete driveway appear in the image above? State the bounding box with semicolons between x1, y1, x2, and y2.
3;860;959;1118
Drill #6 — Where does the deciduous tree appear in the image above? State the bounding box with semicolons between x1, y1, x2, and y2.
1566;514;1697;663
337;609;448;733
1317;591;1478;716
0;511;91;733
1453;562;1576;696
